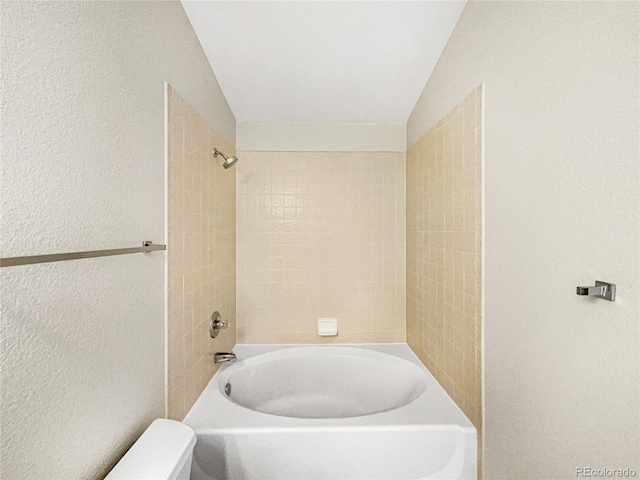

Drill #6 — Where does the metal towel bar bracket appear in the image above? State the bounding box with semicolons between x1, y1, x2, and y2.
0;240;166;267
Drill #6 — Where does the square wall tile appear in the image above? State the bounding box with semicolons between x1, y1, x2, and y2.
166;85;236;420
406;85;483;441
237;151;406;344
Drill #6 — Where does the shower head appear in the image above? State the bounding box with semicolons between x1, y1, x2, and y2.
213;148;238;169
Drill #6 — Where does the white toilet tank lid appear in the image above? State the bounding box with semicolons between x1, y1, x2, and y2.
105;419;197;480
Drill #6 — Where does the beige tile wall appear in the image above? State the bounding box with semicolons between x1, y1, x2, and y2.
406;85;483;460
166;85;236;420
237;151;405;344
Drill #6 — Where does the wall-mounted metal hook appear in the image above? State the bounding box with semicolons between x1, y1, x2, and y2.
576;281;616;302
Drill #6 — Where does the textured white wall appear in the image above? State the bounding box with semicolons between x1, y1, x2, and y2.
0;1;235;479
408;2;639;478
237;122;406;152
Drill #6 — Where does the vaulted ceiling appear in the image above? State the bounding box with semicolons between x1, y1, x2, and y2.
181;1;466;124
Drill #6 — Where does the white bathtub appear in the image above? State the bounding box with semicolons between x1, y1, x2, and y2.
183;344;476;480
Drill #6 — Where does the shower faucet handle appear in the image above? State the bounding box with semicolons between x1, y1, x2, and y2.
209;311;229;338
576;281;616;302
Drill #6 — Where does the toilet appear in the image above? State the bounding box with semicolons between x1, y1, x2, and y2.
105;419;197;480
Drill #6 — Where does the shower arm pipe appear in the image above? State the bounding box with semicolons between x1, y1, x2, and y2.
0;241;166;267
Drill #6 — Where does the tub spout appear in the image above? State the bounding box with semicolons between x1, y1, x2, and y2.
214;352;236;364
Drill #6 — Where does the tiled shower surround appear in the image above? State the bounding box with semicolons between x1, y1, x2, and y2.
406;85;484;451
166;85;236;420
236;151;406;344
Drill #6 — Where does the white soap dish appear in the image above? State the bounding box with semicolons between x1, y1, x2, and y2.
317;318;338;336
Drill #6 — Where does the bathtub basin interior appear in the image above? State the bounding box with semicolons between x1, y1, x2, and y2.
219;347;428;418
